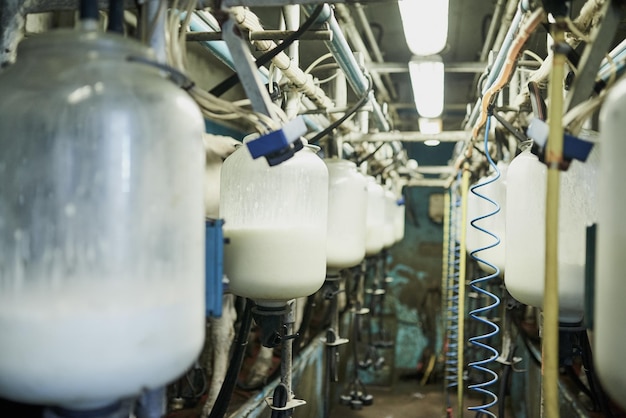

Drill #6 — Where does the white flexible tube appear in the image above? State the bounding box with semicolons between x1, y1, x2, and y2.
229;7;335;112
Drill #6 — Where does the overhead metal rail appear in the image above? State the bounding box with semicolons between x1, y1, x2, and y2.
186;29;333;42
222;0;396;6
303;3;390;132
366;60;541;74
346;130;468;143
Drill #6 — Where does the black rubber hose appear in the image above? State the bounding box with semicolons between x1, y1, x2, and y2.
355;142;384;166
107;0;124;33
210;4;325;97
309;78;372;145
79;0;99;21
208;299;254;418
580;330;614;418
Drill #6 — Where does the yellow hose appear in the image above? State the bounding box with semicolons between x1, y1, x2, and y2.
542;18;566;418
457;164;470;415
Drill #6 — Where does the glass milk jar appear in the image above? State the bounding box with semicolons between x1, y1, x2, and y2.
0;29;206;408
325;159;367;272
220;142;328;306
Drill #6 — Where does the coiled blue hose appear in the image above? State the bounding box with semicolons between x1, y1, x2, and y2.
467;115;501;417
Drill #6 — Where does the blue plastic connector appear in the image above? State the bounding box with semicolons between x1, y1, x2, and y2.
205;218;225;318
527;118;595;165
246;116;307;166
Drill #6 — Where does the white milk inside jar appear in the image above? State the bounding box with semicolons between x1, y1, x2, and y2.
220;142;329;306
0;278;204;409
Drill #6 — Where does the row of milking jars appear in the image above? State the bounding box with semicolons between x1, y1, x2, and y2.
462;146;599;323
219;143;405;308
461;79;626;410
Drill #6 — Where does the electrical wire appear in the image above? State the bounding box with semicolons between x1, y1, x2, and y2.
316;72;341;85
355;141;385;166
522;49;544;65
304;52;335;75
467;114;501;417
307;63;341;74
209;4;325;97
308;76;373;144
470;8;545;143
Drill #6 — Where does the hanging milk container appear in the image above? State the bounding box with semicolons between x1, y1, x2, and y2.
595;77;626;410
220;142;328;306
505;148;598;322
382;188;397;249
466;163;507;275
365;176;386;256
0;29;205;408
325;159;367;273
393;194;406;243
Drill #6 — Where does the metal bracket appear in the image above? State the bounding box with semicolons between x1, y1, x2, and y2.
564;0;624;112
321;336;349;347
352;307;370;315
265;397;307;411
221;17;278;120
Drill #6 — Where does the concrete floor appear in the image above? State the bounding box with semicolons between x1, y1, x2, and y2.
328;379;498;418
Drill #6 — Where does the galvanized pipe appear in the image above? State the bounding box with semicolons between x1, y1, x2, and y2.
465;0;526;130
479;0;508;62
346;130;468;143
333;3;392;103
303;4;389;131
189;12;241;71
142;0;167;63
186;30;332;42
482;2;525;95
283;5;301;120
353;3;397;99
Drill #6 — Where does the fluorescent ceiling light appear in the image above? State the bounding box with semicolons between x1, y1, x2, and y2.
419;117;442;134
398;0;449;56
409;56;444;118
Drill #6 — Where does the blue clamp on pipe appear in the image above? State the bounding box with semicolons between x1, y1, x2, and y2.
527;118;594;167
205;218;225;318
246;116;307;166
